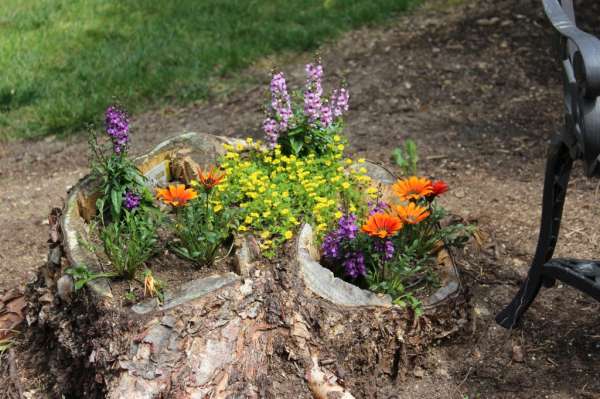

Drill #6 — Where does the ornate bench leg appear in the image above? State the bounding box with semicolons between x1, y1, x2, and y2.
496;138;573;329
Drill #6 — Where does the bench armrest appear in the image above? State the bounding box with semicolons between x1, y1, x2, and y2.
543;0;600;96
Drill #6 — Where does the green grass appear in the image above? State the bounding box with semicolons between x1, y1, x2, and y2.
0;0;418;140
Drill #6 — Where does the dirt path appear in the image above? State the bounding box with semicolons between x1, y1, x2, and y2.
1;0;600;397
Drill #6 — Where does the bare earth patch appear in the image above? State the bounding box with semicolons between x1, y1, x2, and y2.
1;0;600;397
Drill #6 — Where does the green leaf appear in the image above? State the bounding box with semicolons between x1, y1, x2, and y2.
111;189;123;219
392;148;406;168
290;138;303;156
96;197;106;224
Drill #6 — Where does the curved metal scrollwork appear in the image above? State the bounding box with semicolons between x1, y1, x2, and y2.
544;0;600;176
496;1;600;329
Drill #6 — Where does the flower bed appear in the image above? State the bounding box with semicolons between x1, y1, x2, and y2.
62;131;246;307
61;62;469;315
63;131;426;309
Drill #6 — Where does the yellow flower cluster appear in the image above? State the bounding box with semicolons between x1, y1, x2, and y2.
216;138;372;256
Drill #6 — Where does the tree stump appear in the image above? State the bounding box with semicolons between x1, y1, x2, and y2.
14;133;468;398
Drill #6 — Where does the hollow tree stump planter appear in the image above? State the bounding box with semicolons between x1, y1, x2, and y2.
22;133;466;398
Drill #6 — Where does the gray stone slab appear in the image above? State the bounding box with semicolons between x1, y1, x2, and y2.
131;273;240;315
423;281;459;307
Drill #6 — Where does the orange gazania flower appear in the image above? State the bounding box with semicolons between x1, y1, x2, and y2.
392;176;433;202
197;166;226;191
394;202;430;225
156;184;198;207
361;213;403;238
430;180;449;197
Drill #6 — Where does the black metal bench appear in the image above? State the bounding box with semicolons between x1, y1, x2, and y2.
496;0;600;329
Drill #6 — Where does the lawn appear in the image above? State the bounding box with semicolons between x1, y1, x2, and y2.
0;0;418;140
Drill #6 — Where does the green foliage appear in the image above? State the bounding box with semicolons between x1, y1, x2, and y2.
320;142;474;313
218;140;371;256
65;263;116;291
88;131;152;224
170;191;238;266
392;139;419;176
279;118;343;158
124;291;137;302
362;204;472;313
101;210;159;279
0;0;419;140
275;84;346;157
0;339;13;358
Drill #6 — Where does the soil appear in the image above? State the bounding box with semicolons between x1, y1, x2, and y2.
89;222;236;305
110;251;235;305
2;0;600;397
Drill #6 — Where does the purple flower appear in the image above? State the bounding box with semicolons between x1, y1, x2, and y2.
321;232;341;259
262;118;279;149
269;72;292;129
320;103;333;128
343;251;366;278
304;63;323;122
263;72;293;147
374;239;395;261
337;213;358;240
368;200;389;216
123;190;141;210
331;88;349;118
105;105;130;154
321;213;366;279
321;213;358;260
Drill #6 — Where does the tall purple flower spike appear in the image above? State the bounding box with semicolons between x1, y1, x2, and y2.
263;72;292;148
331;88;349;118
304;63;324;123
105;105;130;154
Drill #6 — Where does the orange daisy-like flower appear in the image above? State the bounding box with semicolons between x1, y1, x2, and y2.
197;166;226;191
430;180;449;197
361;213;403;239
156;184;198;207
392;176;433;202
394;202;430;225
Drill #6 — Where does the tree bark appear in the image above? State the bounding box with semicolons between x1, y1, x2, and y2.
15;211;467;399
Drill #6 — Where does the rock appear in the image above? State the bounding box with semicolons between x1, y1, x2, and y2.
47;245;62;266
413;367;425;378
234;235;260;277
131;273;240;315
39;292;54;304
512;344;524;363
239;279;253;296
473;303;491;318
476;17;500;26
57;275;74;302
160;315;177;328
424;281;459;307
453;188;466;198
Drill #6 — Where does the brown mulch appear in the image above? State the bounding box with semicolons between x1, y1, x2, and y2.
1;0;600;397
